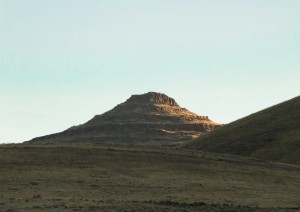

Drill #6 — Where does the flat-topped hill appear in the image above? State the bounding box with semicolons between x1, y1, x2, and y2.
27;92;220;145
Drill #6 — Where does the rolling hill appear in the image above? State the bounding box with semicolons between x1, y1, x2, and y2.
183;96;300;165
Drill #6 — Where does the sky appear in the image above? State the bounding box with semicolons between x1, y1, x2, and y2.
1;0;299;143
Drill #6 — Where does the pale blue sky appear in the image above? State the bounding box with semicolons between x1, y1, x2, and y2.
1;0;299;143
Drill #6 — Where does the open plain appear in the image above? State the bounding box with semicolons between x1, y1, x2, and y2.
0;144;299;211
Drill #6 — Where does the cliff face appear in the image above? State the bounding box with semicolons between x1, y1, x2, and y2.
27;92;221;145
126;92;179;106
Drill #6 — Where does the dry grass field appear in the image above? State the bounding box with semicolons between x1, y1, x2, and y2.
0;144;299;211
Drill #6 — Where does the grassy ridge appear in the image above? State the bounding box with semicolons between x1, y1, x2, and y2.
183;96;300;165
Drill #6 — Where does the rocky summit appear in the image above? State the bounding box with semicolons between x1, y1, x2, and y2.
27;92;221;145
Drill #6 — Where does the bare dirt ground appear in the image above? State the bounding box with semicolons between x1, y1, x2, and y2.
0;144;299;211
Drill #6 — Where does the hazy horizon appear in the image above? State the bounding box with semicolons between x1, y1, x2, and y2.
1;0;300;143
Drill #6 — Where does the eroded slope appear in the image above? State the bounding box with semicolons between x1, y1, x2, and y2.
27;92;220;145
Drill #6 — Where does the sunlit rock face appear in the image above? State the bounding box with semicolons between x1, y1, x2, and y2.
27;92;221;145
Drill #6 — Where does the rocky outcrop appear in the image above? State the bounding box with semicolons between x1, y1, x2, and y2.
27;92;221;145
126;92;179;106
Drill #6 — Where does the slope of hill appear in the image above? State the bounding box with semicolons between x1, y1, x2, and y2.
183;96;300;164
27;92;220;145
1;143;300;211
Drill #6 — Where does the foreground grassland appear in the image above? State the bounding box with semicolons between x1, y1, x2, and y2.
0;144;300;211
